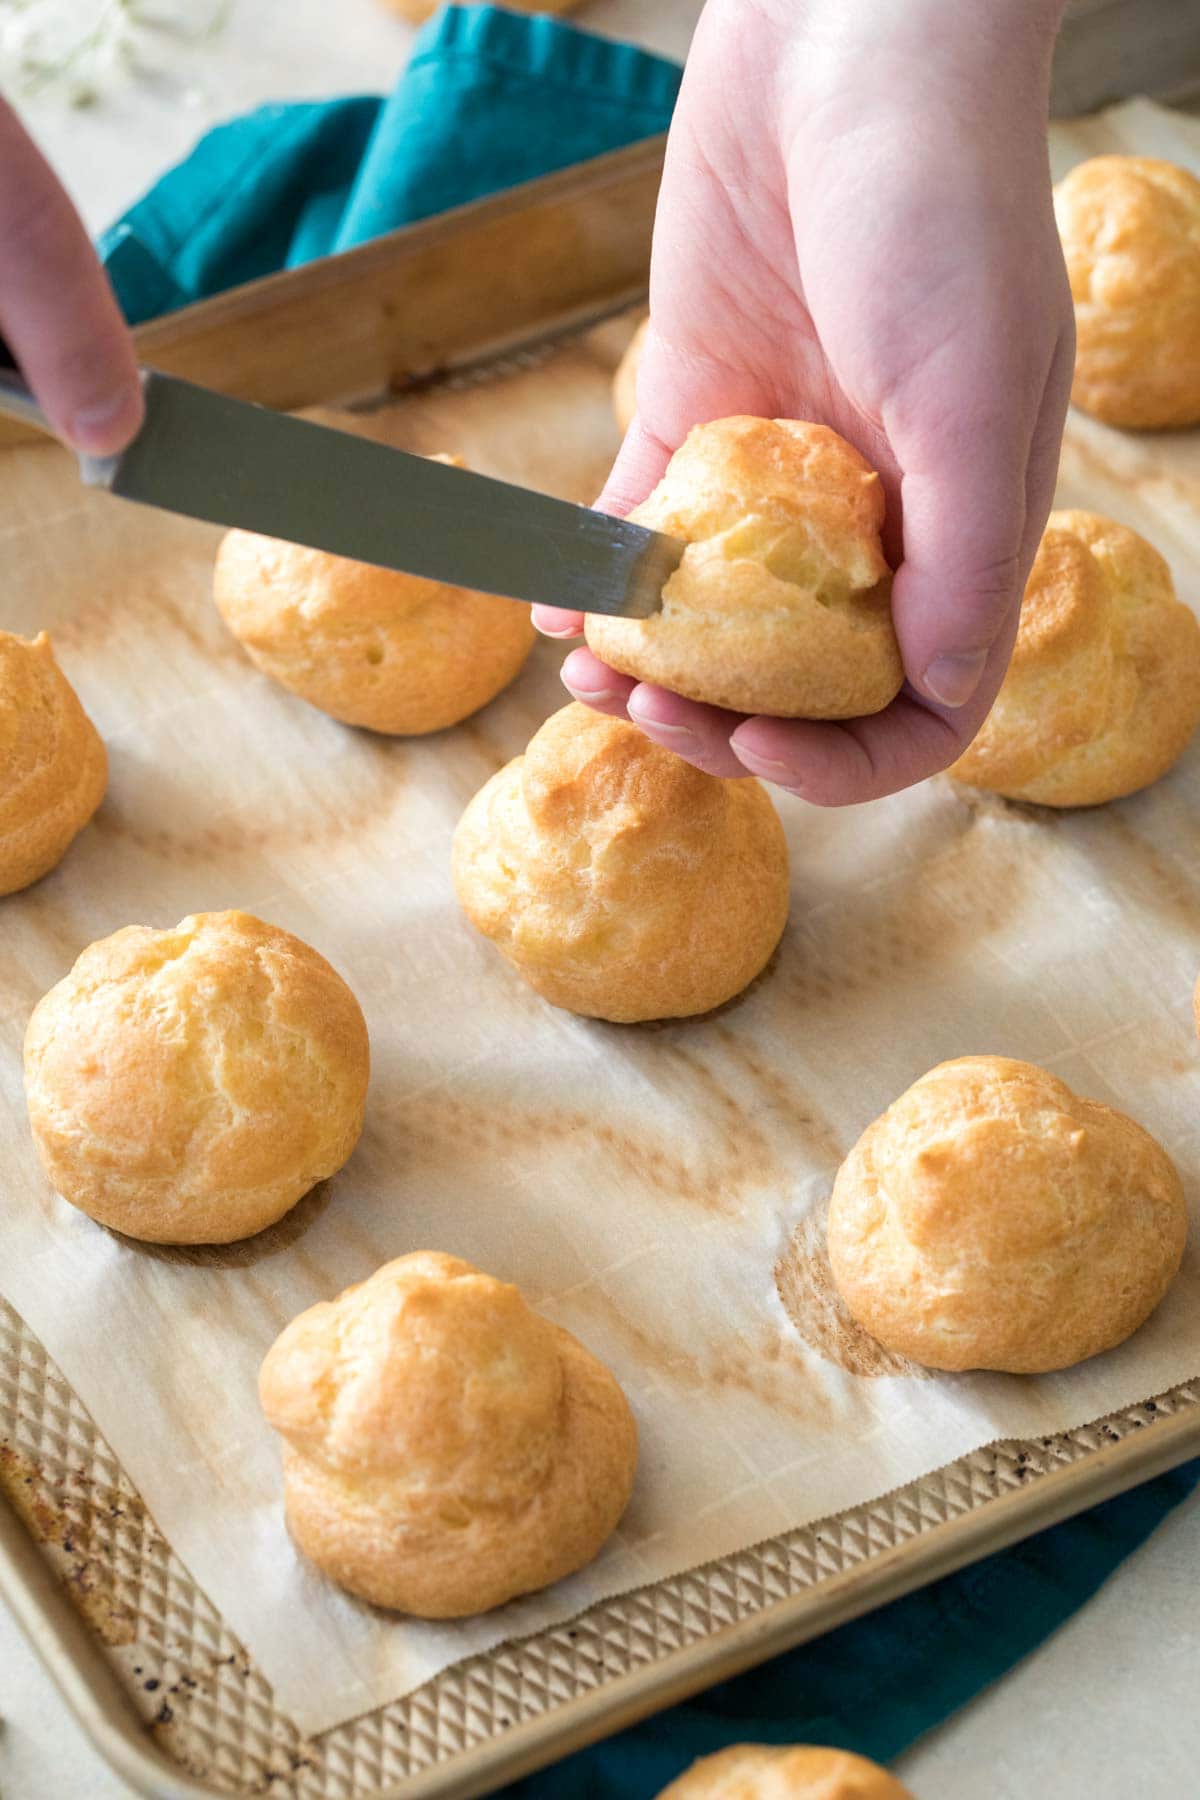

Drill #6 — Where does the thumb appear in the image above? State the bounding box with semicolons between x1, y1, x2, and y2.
596;414;674;519
887;395;1039;711
0;101;142;456
599;313;769;518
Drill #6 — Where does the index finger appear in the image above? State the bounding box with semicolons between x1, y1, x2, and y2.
0;100;142;454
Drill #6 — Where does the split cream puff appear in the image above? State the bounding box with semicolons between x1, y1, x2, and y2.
584;417;902;719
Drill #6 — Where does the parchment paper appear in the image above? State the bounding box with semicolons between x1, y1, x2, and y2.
2;100;1200;1740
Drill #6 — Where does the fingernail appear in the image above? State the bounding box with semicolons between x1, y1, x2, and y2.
70;388;143;456
733;746;790;779
921;649;989;708
539;619;581;638
629;713;701;757
565;682;621;704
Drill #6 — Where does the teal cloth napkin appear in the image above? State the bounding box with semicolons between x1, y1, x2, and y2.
99;5;682;323
503;1459;1200;1796
95;8;1200;1787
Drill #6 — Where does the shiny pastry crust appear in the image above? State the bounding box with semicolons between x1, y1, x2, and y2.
0;631;106;896
585;417;901;719
827;1057;1186;1375
613;316;648;434
452;702;790;1022
1054;155;1200;429
213;458;534;736
259;1252;637;1617
24;911;369;1244
655;1744;913;1798
950;510;1200;806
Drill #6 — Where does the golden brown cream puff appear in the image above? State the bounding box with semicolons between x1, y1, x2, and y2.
826;1056;1186;1374
452;701;790;1022
24;911;369;1244
259;1251;637;1616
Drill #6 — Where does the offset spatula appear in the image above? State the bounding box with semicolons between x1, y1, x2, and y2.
0;362;679;619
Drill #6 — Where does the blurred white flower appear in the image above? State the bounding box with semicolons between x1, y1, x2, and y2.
0;0;229;105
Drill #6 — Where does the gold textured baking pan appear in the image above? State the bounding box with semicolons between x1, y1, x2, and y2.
3;133;1200;1800
4;1299;1199;1800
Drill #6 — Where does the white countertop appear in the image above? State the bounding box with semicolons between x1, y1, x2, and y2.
3;2;1199;1795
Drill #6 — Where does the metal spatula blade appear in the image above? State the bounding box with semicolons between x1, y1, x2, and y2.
0;365;678;619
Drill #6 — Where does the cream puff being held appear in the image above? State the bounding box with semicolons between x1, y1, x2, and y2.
259;1252;638;1617
827;1057;1186;1374
950;510;1200;807
656;1745;914;1799
1054;154;1200;429
213;459;534;736
24;911;369;1244
0;631;106;896
584;417;902;719
452;702;790;1022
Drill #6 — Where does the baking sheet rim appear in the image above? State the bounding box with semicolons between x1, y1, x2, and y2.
3;1380;1198;1800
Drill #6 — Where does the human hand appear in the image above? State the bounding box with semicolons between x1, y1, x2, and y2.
0;98;142;454
534;0;1074;805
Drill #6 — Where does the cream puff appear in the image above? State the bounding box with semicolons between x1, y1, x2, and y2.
259;1251;637;1617
0;631;106;896
655;1746;914;1799
613;316;648;434
1054;154;1200;429
24;911;369;1244
452;701;790;1022
213;458;535;736
585;417;901;719
826;1056;1186;1374
950;511;1200;807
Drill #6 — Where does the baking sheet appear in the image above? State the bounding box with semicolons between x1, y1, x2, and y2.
2;99;1200;1744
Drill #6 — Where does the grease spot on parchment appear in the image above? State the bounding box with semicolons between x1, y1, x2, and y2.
568;1288;828;1424
774;1202;930;1380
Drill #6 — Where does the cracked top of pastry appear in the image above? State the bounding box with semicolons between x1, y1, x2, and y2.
827;1056;1186;1374
24;910;369;1244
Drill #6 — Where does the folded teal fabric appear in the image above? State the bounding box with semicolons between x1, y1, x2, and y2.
94;9;1200;1787
98;5;682;324
505;1459;1200;1796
